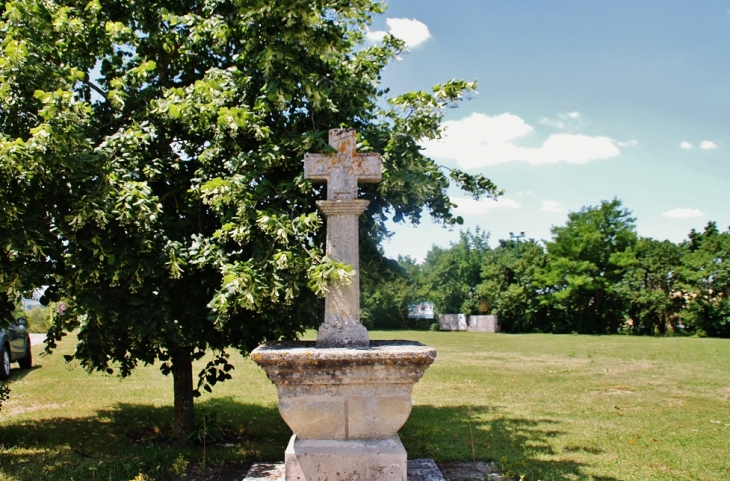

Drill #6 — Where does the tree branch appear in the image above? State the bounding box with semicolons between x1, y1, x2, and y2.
84;78;108;101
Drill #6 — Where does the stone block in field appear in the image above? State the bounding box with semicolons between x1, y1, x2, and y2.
439;313;467;331
468;315;499;332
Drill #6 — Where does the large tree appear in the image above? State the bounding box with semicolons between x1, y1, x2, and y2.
619;237;683;335
0;0;499;439
538;199;637;334
677;222;730;338
419;228;491;315
360;255;414;330
476;238;547;333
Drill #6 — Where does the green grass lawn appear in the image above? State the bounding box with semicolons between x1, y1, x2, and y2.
1;331;729;480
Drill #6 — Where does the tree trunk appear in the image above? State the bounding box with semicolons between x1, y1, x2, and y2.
171;349;195;443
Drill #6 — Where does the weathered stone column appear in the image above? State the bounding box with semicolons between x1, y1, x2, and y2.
317;200;370;347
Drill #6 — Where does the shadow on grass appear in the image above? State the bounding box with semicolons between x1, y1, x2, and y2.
402;405;619;481
1;400;618;481
1;397;291;450
0;398;290;481
5;363;42;382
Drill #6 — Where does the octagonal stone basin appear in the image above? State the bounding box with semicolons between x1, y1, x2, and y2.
250;340;436;440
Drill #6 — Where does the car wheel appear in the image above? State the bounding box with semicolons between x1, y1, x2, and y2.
19;338;32;369
0;344;10;380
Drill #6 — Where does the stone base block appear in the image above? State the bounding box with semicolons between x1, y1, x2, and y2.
284;434;407;481
244;459;444;481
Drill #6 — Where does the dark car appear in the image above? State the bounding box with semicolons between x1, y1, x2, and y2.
0;317;32;380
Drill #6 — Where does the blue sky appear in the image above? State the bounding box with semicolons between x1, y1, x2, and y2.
367;1;730;261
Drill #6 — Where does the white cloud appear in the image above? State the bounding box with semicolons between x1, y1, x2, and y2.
539;118;565;129
540;200;563;213
662;208;704;218
539;111;581;129
616;139;638;147
452;197;522;215
365;29;387;43
680;140;717;150
366;18;431;48
421;112;621;168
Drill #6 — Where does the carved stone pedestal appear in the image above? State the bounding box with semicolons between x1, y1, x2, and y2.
285;435;406;481
251;341;437;481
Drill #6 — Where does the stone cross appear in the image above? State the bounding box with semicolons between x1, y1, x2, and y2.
303;129;381;201
304;129;382;348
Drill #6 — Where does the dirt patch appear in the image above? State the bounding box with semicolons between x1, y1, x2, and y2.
2;402;65;416
718;386;730;401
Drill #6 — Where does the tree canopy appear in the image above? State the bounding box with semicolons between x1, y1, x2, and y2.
677;222;730;337
476;238;547;333
538;199;637;334
369;200;730;339
620;238;683;335
418;228;490;315
0;0;500;439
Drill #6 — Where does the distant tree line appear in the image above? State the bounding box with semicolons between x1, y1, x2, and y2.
361;199;730;338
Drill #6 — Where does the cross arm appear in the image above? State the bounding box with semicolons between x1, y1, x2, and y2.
354;153;382;183
303;153;334;182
